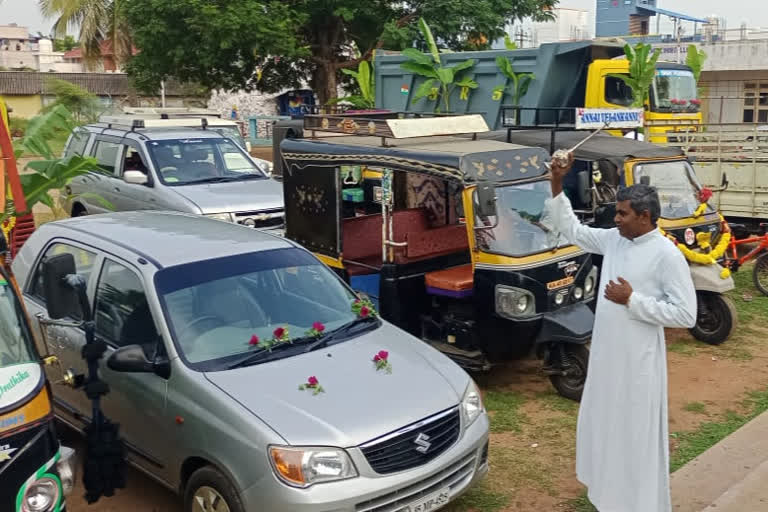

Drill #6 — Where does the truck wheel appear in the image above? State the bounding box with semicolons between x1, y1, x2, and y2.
689;292;737;345
753;253;768;297
184;466;244;512
549;344;589;402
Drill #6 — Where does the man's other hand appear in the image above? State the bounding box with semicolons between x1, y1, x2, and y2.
605;277;633;305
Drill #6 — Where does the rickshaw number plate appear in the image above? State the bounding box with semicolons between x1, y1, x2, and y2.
408;487;451;512
373;186;383;203
547;276;574;290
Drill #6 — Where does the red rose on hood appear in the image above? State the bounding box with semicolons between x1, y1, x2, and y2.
249;335;260;346
377;350;389;360
307;376;319;387
360;306;370;317
273;327;286;339
312;322;325;332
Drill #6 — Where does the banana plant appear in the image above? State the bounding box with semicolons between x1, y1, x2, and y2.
400;18;478;113
8;104;111;222
685;44;707;83
493;56;535;106
608;43;661;109
330;60;376;109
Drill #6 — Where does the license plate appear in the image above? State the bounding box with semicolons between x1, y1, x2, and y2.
547;276;574;290
408;488;451;512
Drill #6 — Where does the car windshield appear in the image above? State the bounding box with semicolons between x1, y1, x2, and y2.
0;275;37;368
147;137;265;186
211;126;247;149
155;248;362;369
474;180;570;257
653;69;700;113
633;160;714;219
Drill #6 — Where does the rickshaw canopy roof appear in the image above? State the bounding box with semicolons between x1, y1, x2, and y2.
481;130;684;165
280;135;551;183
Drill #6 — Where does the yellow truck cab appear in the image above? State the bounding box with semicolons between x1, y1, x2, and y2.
585;60;702;143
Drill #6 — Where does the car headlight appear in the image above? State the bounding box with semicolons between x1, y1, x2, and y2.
205;212;233;222
462;380;484;428
496;285;536;318
584;266;598;298
269;446;357;488
22;477;59;512
57;446;76;496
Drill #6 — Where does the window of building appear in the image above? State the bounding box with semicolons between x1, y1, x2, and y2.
743;82;768;124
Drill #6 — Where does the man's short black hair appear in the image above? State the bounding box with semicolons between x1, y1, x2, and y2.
616;184;661;225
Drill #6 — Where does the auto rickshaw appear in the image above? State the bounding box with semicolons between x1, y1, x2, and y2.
490;124;736;345
278;112;597;400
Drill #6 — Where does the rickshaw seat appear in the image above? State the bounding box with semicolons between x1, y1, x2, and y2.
425;264;474;298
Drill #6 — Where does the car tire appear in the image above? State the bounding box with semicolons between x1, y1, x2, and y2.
184;466;245;512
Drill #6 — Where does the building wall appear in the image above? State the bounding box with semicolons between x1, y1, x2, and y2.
3;95;43;118
701;70;768;124
0;50;37;70
596;0;657;38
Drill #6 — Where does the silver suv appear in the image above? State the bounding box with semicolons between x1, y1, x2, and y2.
63;118;284;232
12;211;490;512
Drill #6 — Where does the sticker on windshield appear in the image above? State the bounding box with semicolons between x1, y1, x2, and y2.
656;69;693;77
0;363;42;410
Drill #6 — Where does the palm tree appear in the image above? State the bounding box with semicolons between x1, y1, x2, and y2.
39;0;133;70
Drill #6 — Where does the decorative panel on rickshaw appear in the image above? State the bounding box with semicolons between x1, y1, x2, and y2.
459;148;550;182
283;165;341;257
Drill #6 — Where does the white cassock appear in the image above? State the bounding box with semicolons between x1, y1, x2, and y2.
545;192;697;512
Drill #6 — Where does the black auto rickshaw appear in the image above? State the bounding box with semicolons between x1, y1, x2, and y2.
487;118;736;345
277;112;597;400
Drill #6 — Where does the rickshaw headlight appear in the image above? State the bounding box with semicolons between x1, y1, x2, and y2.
495;286;536;318
584;266;599;298
574;287;584;300
22;477;59;512
554;290;567;305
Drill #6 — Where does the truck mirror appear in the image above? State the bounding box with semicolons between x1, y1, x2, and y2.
476;183;497;218
577;171;591;206
42;253;83;320
640;176;651;186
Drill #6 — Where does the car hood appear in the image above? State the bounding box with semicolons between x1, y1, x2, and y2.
170;178;283;214
204;323;466;447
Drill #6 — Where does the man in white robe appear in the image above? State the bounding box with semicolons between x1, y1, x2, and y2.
546;153;697;512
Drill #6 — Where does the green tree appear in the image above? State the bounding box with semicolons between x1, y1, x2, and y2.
53;35;78;52
401;18;478;112
686;44;707;83
43;78;100;122
608;43;661;108
122;0;559;105
39;0;133;69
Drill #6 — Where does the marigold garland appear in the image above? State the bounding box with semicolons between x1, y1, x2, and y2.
658;226;731;274
692;202;708;218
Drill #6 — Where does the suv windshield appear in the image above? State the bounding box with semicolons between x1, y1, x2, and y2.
474;180;569;257
652;69;700;113
633;160;714;219
155;248;363;370
0;275;37;368
147;137;265;186
211;126;248;149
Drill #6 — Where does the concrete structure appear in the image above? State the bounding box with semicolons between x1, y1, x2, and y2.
0;24;84;72
0;72;206;118
494;8;591;49
595;0;707;39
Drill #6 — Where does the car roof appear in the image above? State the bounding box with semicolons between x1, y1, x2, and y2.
82;124;232;141
40;211;294;268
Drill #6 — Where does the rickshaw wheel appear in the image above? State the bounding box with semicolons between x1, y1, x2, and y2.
753;253;768;297
690;292;737;346
549;344;589;402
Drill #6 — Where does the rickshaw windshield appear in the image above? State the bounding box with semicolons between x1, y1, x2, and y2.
474;180;569;257
633;160;714;219
0;278;37;368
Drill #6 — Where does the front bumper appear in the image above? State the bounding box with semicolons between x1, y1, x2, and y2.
241;412;490;511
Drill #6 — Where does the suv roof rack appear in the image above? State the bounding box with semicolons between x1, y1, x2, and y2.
97;114;236;130
122;107;223;119
303;112;489;144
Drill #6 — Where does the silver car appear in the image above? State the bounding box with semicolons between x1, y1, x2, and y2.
64;122;284;232
12;212;490;512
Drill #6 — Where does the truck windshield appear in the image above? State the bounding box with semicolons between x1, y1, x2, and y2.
155;248;363;370
0;277;37;368
474;180;569;257
147;137;265;186
633;160;714;219
652;69;700;113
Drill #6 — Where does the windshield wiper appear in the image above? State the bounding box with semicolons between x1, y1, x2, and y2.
186;176;240;184
303;316;380;353
225;341;300;369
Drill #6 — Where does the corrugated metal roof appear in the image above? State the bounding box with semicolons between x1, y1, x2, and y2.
0;71;189;96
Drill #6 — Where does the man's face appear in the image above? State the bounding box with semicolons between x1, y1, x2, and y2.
614;200;649;239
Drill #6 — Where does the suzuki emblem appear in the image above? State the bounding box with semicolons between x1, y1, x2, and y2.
414;433;432;454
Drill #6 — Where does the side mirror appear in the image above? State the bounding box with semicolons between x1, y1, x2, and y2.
107;345;154;373
576;171;591;206
42;253;83;320
123;170;149;185
476;183;497;218
640;176;651;186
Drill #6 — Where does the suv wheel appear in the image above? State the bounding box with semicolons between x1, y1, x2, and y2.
184;466;244;512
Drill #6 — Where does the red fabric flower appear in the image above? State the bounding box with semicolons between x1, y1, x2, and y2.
274;327;286;339
308;376;319;387
312;322;325;332
249;335;260;346
699;187;713;202
360;306;370;317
